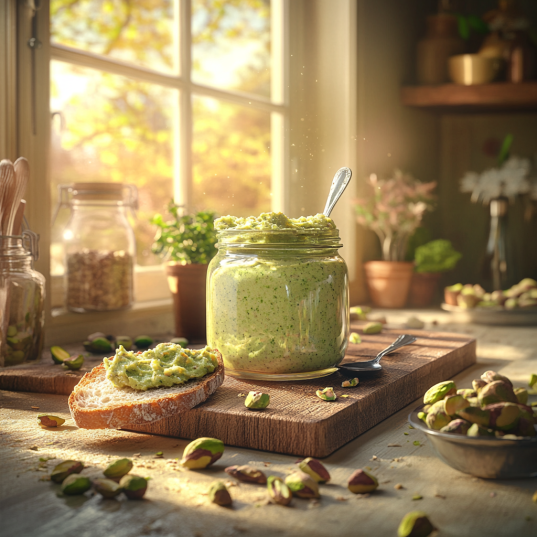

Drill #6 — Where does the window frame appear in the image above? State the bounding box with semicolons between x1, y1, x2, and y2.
4;0;358;346
48;0;290;309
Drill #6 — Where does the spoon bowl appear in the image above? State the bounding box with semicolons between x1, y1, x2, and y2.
339;334;417;373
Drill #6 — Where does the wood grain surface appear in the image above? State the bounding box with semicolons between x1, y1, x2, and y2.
0;325;476;457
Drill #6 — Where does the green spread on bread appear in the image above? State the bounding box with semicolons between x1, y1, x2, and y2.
103;343;219;390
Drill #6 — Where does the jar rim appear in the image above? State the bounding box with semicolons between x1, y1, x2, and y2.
216;228;342;248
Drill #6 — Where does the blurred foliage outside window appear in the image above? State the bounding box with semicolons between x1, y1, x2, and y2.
50;0;273;273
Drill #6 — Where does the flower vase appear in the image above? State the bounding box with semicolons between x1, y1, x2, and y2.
484;197;509;291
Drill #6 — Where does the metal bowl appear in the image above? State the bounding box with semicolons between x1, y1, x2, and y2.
409;406;537;479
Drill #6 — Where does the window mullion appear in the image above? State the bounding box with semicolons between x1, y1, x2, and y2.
176;0;192;208
270;0;290;214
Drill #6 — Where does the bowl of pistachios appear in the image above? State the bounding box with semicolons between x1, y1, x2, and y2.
409;372;537;479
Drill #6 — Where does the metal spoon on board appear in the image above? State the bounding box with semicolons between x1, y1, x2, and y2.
323;167;352;217
339;334;417;373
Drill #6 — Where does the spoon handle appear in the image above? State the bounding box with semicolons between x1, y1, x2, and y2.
373;334;417;364
323;167;352;217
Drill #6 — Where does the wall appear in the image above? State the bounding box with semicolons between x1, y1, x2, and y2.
438;114;537;289
351;0;440;303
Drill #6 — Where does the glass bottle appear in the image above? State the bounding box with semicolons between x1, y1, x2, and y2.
0;232;45;367
54;183;137;312
207;227;349;381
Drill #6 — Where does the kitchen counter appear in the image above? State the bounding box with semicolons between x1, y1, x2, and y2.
1;310;536;537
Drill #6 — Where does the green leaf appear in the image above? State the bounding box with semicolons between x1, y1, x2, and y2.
497;133;514;167
457;15;470;40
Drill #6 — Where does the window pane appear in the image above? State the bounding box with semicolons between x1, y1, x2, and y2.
50;61;176;271
192;96;271;216
50;0;177;74
192;0;271;98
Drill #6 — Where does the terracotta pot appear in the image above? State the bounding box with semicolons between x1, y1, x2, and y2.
166;263;208;340
364;261;414;308
408;272;442;308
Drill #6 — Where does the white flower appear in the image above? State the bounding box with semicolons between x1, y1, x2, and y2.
460;156;533;204
460;172;480;193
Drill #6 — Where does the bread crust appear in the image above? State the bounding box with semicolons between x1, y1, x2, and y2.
68;350;224;429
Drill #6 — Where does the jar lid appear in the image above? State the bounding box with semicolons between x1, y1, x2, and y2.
71;183;125;201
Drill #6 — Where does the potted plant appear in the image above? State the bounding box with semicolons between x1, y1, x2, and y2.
152;202;217;340
354;170;436;308
408;239;462;307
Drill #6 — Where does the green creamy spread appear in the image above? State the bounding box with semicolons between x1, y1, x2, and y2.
215;212;336;231
208;212;348;375
103;344;218;390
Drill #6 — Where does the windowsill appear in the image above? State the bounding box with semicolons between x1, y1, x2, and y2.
45;298;175;347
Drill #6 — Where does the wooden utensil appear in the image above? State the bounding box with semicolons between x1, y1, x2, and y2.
0;160;15;236
4;158;30;236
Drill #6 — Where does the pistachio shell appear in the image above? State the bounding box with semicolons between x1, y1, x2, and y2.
115;336;133;351
37;414;66;427
423;381;456;405
103;458;133;479
93;478;123;498
478;380;518;407
284;471;320;499
134;335;154;349
180;437;224;469
50;346;70;365
208;481;232;506
363;322;383;334
440;419;471;435
425;400;451;430
63;354;84;370
87;337;114;353
61;474;91;495
170;337;189;347
297;457;331;483
119;474;148;499
349;332;361;344
347;469;378;494
342;378;359;388
398;511;436;537
267;476;292;506
316;387;336;401
224;465;267;484
244;391;270;409
51;460;84;483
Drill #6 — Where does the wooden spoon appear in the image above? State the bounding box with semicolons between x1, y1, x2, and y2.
4;157;29;236
0;160;15;236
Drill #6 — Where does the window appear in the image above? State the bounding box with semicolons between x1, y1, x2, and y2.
48;0;288;307
3;0;358;344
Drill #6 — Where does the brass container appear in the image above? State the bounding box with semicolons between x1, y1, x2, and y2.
449;54;502;85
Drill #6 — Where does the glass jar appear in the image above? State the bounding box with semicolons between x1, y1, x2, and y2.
207;227;349;380
0;232;45;367
55;183;137;312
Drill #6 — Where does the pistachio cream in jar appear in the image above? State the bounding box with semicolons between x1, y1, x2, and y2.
207;212;349;380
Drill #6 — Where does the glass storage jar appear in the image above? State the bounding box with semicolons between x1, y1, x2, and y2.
0;232;45;367
207;227;349;380
55;183;137;312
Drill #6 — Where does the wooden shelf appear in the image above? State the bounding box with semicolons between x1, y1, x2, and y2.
401;82;537;112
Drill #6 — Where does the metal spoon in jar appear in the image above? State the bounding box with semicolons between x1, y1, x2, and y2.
339;334;417;372
323;167;352;217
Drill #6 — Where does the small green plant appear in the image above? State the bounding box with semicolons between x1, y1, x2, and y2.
151;202;218;264
414;239;462;273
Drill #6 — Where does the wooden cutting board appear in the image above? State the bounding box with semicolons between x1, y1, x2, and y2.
0;326;475;457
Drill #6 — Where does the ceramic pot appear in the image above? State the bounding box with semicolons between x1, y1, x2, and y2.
166;263;208;340
408;272;442;307
364;261;414;308
417;14;465;85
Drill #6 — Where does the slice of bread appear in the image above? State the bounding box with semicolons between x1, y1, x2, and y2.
69;349;224;429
